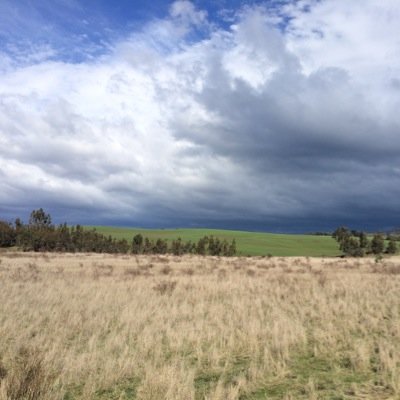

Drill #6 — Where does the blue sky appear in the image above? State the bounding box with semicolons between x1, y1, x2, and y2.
1;0;289;63
1;0;400;232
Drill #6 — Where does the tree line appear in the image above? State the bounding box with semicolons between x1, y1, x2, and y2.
332;226;397;257
131;233;236;256
0;209;237;256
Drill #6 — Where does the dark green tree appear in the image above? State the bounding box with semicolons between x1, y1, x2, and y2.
386;239;397;254
171;238;183;255
155;239;168;254
228;239;237;256
196;237;208;255
143;238;154;254
371;234;385;255
18;209;55;251
132;234;144;254
341;236;364;257
56;223;71;251
332;226;350;243
71;225;84;251
29;208;52;228
359;232;369;248
0;220;16;247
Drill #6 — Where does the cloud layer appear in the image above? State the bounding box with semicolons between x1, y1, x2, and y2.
1;0;400;231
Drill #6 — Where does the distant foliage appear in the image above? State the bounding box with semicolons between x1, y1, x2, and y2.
370;234;385;255
332;226;397;257
0;209;237;256
0;220;16;247
386;239;397;254
332;227;359;257
131;234;236;256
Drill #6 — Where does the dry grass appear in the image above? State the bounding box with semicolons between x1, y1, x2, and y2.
0;252;399;399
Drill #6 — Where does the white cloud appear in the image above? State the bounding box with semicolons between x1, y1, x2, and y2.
285;0;400;78
170;0;208;27
1;0;400;228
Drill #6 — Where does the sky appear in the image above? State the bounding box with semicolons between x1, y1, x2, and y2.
1;0;400;232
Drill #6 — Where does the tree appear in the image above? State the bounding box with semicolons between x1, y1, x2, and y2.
132;234;144;254
230;239;237;256
371;234;385;255
71;225;84;251
171;238;183;255
228;239;236;256
332;226;369;257
56;223;71;251
0;220;16;247
196;237;208;255
183;240;194;254
143;238;154;254
341;236;364;257
1;210;240;256
29;208;52;228
386;239;397;254
208;236;223;256
359;232;369;248
18;209;55;251
154;238;168;254
332;226;350;243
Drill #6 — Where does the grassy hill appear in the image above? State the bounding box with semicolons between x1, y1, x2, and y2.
87;227;341;257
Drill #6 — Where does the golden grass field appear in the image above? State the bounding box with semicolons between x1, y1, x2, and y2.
0;252;399;400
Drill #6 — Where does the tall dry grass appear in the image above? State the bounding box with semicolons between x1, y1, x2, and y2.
0;252;399;399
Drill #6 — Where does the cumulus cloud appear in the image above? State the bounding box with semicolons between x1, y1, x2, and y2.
1;0;400;230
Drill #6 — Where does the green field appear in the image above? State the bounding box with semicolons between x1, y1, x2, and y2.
87;227;341;257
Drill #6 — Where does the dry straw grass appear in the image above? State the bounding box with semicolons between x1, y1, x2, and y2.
0;252;399;399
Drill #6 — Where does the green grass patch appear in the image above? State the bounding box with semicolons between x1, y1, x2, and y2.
195;354;252;399
63;377;139;400
241;351;392;400
94;377;139;400
194;369;222;399
86;227;341;257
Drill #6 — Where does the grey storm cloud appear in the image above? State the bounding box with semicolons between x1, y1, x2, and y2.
1;0;400;231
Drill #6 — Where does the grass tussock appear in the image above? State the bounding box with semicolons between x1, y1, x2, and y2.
0;253;399;399
0;347;58;400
